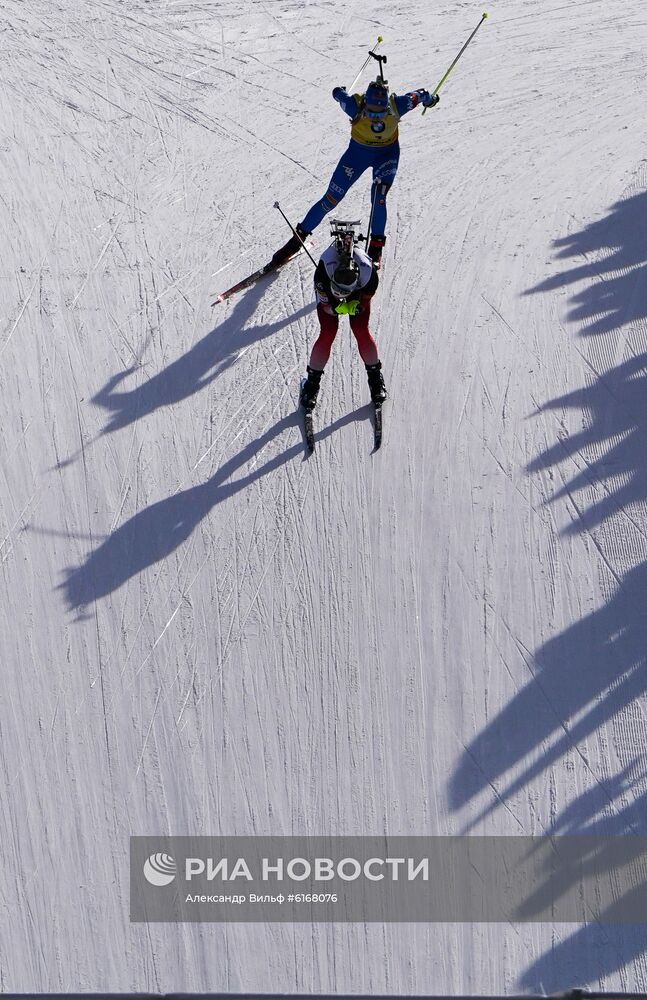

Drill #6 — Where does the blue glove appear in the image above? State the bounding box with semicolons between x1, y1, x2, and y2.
421;90;439;108
332;86;347;101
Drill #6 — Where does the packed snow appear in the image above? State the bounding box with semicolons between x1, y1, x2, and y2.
1;0;647;992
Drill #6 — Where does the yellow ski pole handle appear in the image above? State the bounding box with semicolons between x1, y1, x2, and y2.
348;36;384;94
422;12;488;115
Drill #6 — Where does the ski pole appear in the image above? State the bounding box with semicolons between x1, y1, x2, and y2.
274;202;317;267
422;12;488;115
365;180;380;245
348;36;384;94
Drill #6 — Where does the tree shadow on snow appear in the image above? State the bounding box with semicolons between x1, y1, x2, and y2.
517;760;647;990
450;562;647;827
526;188;647;337
526;351;647;532
448;186;647;989
92;273;315;434
59;405;372;612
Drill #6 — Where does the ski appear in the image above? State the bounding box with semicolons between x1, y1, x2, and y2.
299;377;315;453
211;242;314;306
303;408;315;454
211;262;275;305
373;402;383;450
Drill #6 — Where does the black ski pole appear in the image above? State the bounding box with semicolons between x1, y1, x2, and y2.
274;202;317;267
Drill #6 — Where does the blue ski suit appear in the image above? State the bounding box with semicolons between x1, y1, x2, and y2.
300;86;435;238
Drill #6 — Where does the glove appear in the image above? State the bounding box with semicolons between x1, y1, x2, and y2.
332;86;347;101
335;299;361;316
421;90;439;108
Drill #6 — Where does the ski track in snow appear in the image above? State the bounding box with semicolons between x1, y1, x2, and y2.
1;0;647;992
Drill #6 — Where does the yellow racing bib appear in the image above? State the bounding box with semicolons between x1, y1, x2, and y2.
350;94;400;147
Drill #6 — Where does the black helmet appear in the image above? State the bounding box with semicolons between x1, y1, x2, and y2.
331;259;360;298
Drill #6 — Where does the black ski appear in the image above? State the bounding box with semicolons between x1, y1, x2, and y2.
211;242;314;306
299;377;315;453
373;402;383;450
303;408;315;453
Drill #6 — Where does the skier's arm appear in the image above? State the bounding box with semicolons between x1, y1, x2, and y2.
314;260;333;299
361;267;379;298
394;90;440;116
332;86;362;119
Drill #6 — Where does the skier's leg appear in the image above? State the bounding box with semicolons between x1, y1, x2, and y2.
300;306;339;410
299;142;370;234
308;305;339;369
368;145;401;263
269;222;311;268
271;146;366;267
349;302;387;401
349;301;379;366
355;309;387;402
368;177;392;238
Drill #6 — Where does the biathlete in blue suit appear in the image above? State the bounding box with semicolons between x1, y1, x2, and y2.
271;79;440;269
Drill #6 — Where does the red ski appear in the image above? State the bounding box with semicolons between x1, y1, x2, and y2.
211;242;314;306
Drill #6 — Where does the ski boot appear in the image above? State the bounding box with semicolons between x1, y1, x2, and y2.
366;361;387;404
300;366;323;411
270;225;310;268
367;234;386;270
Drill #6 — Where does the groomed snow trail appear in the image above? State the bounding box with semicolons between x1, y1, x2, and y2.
1;0;647;992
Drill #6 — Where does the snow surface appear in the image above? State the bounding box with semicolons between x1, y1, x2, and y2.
1;0;647;992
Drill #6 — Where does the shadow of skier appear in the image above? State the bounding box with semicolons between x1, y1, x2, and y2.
92;274;315;435
59;404;372;611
